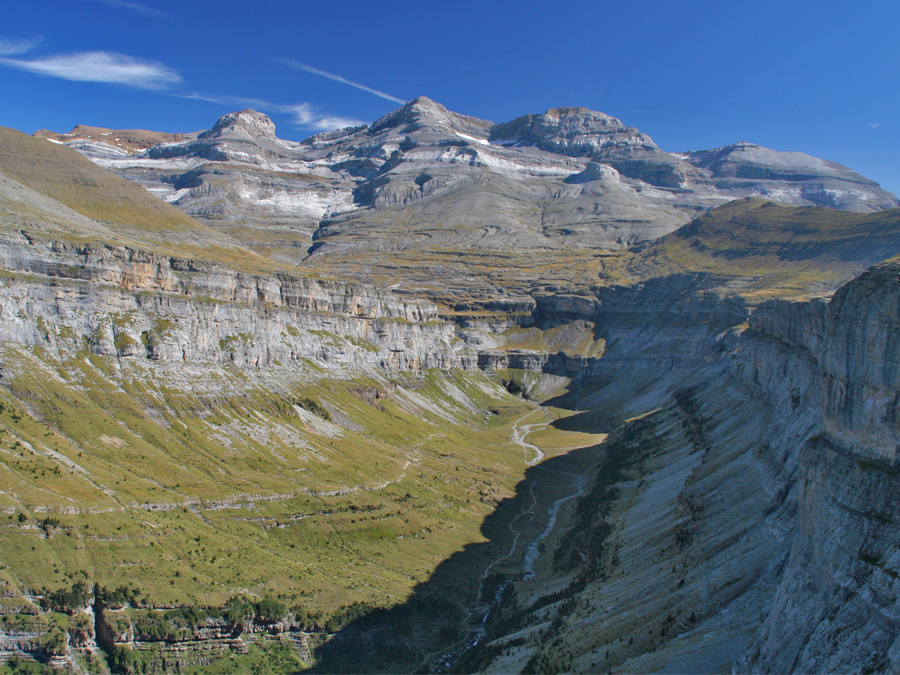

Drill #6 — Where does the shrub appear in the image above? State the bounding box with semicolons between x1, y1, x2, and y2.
296;396;331;421
255;597;287;622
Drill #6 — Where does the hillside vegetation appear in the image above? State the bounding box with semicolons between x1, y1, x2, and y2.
621;197;900;300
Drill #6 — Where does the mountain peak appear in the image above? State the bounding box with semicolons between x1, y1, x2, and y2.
394;96;453;123
408;95;441;110
489;106;657;156
200;109;277;141
369;96;492;136
543;106;592;118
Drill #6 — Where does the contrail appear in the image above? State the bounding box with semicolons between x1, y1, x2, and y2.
274;57;405;104
95;0;171;20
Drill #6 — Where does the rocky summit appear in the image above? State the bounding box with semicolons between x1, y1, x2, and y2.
50;97;897;260
0;98;899;674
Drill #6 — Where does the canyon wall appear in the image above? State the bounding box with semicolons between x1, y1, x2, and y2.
469;259;900;673
2;227;900;672
735;261;900;673
0;235;475;372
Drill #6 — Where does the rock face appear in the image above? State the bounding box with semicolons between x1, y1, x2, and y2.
6;103;900;674
490;106;705;189
0;234;472;373
41;98;898;266
449;257;900;674
733;262;900;673
199;109;278;142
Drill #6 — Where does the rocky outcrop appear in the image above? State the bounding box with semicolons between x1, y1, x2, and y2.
0;235;437;321
0;234;475;372
489;106;706;189
729;260;900;673
199;110;279;142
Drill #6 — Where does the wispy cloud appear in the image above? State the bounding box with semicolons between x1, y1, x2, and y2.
179;92;364;132
274;57;406;104
0;36;42;56
95;0;171;20
178;92;275;110
0;51;181;90
284;102;364;131
867;122;880;130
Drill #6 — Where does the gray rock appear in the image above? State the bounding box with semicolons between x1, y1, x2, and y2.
44;98;897;269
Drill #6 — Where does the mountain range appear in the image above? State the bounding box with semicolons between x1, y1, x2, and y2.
0;98;899;674
38;96;897;257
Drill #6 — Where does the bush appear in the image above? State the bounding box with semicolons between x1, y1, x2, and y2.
255;597;287;622
224;595;253;627
41;581;92;612
97;584;141;608
296;396;331;421
107;645;139;674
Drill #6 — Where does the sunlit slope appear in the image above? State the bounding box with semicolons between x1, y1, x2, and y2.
620;197;900;300
0;127;283;272
0;171;126;242
0;341;538;612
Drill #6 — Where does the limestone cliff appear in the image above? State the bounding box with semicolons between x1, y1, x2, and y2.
459;258;900;674
734;260;900;673
0;234;473;372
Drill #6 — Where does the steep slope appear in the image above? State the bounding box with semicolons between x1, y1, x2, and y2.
1;128;216;235
0;171;124;243
0;127;280;273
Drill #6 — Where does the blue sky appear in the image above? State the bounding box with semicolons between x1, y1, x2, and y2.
1;0;898;194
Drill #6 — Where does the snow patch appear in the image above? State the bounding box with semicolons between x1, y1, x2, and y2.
256;189;355;218
457;132;489;146
91;156;206;171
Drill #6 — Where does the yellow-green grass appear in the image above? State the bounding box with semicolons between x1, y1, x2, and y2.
526;424;607;454
0;128;298;275
623;198;900;301
0;341;554;615
0;128;204;234
499;322;606;358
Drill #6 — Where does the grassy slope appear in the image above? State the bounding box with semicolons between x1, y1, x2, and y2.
0;337;544;614
0;128;286;273
618;197;900;300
